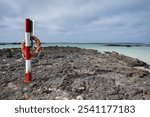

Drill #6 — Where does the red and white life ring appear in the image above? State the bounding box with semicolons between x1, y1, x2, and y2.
21;36;41;58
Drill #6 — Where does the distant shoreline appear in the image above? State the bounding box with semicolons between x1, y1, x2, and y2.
0;42;21;45
0;42;150;47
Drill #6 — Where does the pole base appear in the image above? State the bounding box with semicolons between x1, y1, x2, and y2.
24;72;32;83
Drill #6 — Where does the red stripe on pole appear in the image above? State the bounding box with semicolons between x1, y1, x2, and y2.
24;72;32;83
26;19;32;32
25;46;31;60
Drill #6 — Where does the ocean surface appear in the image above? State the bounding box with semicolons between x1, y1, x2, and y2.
0;43;150;64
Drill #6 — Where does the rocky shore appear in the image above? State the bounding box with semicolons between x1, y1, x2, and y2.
0;46;150;100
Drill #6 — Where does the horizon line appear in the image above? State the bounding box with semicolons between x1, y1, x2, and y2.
0;42;150;44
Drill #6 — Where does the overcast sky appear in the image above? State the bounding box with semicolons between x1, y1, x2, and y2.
0;0;150;43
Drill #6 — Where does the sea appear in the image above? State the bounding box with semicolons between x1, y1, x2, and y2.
0;43;150;65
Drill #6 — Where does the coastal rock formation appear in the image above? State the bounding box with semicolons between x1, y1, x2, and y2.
0;46;150;100
105;51;149;68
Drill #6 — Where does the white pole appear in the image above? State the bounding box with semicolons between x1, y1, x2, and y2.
32;20;35;36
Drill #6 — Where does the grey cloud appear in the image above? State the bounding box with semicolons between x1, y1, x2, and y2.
0;0;150;43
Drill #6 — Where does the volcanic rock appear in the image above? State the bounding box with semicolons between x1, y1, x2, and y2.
0;46;150;100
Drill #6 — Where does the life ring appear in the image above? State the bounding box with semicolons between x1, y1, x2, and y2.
21;36;41;59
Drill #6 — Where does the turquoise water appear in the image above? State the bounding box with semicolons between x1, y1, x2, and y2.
0;43;150;64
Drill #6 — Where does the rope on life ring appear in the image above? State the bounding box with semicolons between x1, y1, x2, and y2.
21;36;41;59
